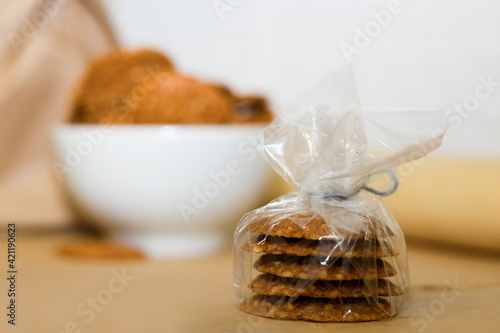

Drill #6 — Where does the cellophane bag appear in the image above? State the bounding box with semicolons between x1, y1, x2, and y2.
233;66;446;322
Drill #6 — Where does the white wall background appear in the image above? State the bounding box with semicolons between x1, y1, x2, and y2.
102;0;500;157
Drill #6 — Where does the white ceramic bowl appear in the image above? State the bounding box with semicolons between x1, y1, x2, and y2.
51;124;272;258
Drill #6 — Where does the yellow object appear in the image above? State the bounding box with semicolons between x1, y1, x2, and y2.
271;157;500;252
386;157;500;251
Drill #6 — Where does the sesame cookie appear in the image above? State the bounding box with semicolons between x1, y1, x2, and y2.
243;235;395;258
240;294;393;322
254;254;396;280
251;274;403;298
245;212;393;240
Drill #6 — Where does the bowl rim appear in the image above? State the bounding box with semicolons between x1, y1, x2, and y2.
52;122;271;130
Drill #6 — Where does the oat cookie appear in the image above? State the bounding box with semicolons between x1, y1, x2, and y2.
246;212;393;240
240;294;393;322
71;49;175;124
251;274;403;298
71;49;273;125
58;241;144;260
244;235;395;258
254;254;395;280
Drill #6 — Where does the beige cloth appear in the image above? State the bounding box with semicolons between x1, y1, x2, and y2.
0;0;114;226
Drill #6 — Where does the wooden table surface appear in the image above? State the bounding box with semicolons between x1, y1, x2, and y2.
2;231;500;333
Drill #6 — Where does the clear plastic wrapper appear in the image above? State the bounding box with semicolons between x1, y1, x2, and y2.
233;66;446;322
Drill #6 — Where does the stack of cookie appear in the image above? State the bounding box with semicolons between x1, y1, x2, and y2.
239;212;405;322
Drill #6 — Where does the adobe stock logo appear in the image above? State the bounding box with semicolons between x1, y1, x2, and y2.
443;75;500;130
51;66;170;183
213;0;244;21
340;0;405;62
7;0;71;53
178;160;244;223
56;268;135;333
178;135;259;224
402;278;463;333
